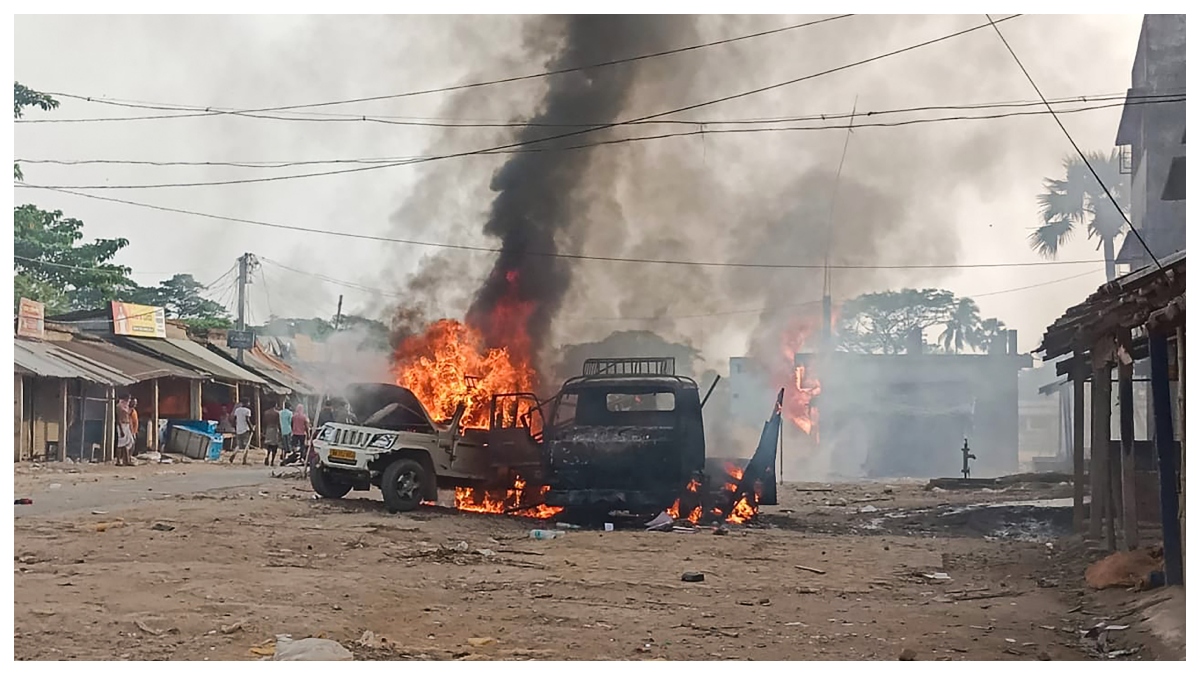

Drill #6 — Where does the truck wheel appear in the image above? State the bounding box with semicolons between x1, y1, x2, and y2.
381;458;427;513
310;466;352;499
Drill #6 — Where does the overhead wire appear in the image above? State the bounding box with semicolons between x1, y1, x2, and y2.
17;89;1174;127
16;185;1110;271
15;95;1184;175
30;14;854;121
14;14;1027;192
985;14;1163;273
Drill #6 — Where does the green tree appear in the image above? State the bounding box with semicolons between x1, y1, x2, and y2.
14;204;134;313
124;274;232;330
837;288;956;354
939;297;982;354
14;82;59;181
1030;150;1129;281
976;318;1010;354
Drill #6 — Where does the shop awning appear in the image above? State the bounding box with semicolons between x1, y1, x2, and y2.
119;336;271;387
14;338;135;386
207;342;318;396
56;337;205;383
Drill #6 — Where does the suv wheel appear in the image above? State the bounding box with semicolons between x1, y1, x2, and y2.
310;465;352;499
381;458;427;513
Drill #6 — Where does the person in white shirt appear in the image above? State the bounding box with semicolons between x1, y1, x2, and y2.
232;401;254;450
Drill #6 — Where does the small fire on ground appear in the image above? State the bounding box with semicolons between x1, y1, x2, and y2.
666;462;760;525
453;477;563;520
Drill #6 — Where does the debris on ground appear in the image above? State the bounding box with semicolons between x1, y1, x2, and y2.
272;635;353;661
899;648;917;661
681;572;705;583
645;511;674;532
467;637;497;647
1084;547;1163;590
151;522;175;532
795;565;826;575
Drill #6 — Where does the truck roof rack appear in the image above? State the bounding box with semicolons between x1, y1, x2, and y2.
582;357;676;377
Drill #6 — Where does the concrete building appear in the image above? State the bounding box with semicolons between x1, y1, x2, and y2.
1115;14;1186;271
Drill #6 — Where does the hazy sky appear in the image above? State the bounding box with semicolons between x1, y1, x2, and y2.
14;14;1145;363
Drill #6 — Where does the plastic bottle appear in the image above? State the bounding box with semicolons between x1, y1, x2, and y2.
528;529;562;540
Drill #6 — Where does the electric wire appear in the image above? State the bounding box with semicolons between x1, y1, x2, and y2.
985;14;1163;273
17;185;1110;271
15;15;1026;191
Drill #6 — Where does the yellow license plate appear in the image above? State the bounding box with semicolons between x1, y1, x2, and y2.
329;449;356;461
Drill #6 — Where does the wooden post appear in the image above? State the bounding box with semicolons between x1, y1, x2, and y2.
1118;359;1138;549
59;379;68;462
1073;367;1086;533
151;379;161;451
1176;327;1184;569
103;387;114;463
1091;358;1112;546
15;374;25;462
1149;332;1183;584
190;380;203;420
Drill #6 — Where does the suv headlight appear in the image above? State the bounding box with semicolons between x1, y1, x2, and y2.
369;434;397;450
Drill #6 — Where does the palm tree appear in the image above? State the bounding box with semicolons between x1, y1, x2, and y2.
940;297;982;353
1030;150;1130;281
977;318;1009;355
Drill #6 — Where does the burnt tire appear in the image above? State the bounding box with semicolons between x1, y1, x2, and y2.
381;458;427;513
309;465;352;499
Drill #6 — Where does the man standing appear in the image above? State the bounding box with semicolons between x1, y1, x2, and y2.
262;400;282;466
129;397;140;456
279;401;293;459
115;394;135;466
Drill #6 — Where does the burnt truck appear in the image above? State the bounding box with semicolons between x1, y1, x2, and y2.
309;357;727;517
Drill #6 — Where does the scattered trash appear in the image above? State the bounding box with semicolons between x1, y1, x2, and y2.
90;510;107;515
30;609;56;617
451;541;470;552
795;565;826;575
859;505;879;513
1036;578;1060;588
467;637;497;647
556;523;581;530
49;483;62;490
272;636;352;661
713;525;729;536
784;621;808;627
220;621;244;634
1106;648;1141;659
645;511;674;532
357;630;392;651
476;548;495;558
528;529;562;540
604;523;614;532
1005;638;1016;644
15;498;32;505
1103;624;1130;632
922;572;952;582
681;572;705;583
93;520;125;532
151;523;176;532
249;643;276;657
899;648;917;661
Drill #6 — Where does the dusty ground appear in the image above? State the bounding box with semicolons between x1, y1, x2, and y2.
12;463;1182;661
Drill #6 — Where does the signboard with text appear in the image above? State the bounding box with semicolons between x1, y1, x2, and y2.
226;330;255;350
16;298;45;339
111;301;167;338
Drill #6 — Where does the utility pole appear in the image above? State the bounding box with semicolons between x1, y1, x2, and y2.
333;294;344;332
235;253;259;365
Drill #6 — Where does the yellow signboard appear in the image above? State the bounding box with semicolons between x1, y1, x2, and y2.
16;298;45;339
111;301;167;338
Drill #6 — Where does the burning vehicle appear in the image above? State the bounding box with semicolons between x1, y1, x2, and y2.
538;357;709;520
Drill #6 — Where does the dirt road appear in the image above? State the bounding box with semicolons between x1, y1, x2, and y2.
11;468;1171;661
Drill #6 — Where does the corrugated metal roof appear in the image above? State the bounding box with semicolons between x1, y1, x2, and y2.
14;339;134;386
58;338;205;382
207;343;316;396
120;337;269;385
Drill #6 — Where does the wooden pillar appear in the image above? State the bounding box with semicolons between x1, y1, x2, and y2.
254;387;262;449
1149;332;1183;584
15;374;25;462
103;387;115;463
151;379;160;451
1072;367;1086;533
1090;359;1112;545
59;379;68;462
190;380;203;419
1176;327;1185;569
1118;358;1138;549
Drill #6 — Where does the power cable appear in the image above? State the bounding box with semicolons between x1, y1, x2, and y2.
985;14;1163;273
21;97;1181;191
20;89;1173;127
32;15;853;120
18;185;1109;271
17;15;1025;191
17;95;1182;173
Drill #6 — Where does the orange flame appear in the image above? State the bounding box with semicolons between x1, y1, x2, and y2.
453;476;562;519
778;318;822;439
665;465;760;525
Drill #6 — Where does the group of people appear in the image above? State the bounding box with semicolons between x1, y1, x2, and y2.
260;400;311;466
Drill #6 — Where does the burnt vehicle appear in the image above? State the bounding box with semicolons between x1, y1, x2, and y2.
538;357;709;519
